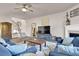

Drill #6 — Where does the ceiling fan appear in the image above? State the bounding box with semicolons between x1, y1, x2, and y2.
15;3;33;12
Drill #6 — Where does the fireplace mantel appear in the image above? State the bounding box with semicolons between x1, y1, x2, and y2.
65;24;79;37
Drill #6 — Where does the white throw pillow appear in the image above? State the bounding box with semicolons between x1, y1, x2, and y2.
46;41;57;51
62;37;74;46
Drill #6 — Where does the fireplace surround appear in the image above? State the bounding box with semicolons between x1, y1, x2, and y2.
65;24;79;37
69;33;79;37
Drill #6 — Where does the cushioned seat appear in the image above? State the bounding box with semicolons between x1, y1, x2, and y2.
72;37;79;47
0;44;12;56
49;44;79;56
3;37;16;45
0;44;37;56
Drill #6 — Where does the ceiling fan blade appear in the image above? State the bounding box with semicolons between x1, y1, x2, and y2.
14;8;20;9
29;9;33;12
14;7;23;9
25;4;32;8
25;8;33;12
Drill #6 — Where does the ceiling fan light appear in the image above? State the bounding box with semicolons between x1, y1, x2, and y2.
21;8;27;12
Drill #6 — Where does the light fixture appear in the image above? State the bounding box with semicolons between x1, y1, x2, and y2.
21;8;28;12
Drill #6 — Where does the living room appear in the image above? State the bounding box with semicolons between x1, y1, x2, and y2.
0;3;79;56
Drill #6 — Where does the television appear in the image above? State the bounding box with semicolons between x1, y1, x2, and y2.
38;26;50;34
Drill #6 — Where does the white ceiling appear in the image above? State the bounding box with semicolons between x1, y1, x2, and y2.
0;3;77;19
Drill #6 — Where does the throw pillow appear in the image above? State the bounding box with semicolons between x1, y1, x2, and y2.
46;41;57;51
62;37;74;46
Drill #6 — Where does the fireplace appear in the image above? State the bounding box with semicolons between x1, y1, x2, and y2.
65;24;79;37
69;33;79;37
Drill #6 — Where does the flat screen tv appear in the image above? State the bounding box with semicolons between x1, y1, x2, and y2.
38;26;50;34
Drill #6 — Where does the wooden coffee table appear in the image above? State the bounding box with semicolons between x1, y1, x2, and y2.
25;39;46;51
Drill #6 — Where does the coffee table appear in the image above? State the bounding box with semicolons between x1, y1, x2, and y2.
25;39;46;51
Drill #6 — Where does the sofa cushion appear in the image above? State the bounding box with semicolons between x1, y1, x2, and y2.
0;44;11;56
3;37;15;45
0;38;10;47
62;37;74;46
72;37;79;47
6;44;27;55
57;45;79;56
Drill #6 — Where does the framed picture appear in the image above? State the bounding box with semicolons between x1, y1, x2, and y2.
70;8;79;17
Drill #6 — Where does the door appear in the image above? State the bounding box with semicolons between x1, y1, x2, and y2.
1;22;12;39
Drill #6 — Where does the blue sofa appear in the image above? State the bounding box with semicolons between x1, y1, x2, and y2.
0;44;37;56
49;37;79;56
49;46;68;56
49;44;79;56
0;44;11;56
0;38;37;56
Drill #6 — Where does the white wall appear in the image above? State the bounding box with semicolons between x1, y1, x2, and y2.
48;12;66;38
25;17;42;36
0;4;79;38
26;4;79;38
26;12;66;38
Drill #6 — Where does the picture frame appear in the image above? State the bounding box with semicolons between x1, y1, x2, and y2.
70;8;79;17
